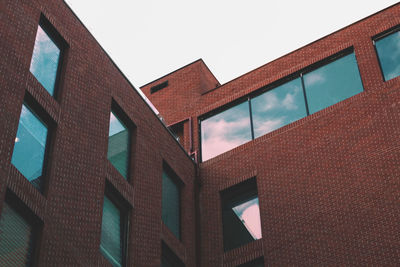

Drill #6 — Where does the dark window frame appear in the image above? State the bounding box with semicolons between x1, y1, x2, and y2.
199;46;363;162
108;100;136;182
32;15;68;99
101;181;131;267
237;257;265;267
12;92;56;194
372;24;400;82
162;162;184;240
150;80;169;94
161;241;185;267
0;190;43;267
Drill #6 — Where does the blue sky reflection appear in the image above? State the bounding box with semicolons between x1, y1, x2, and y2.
376;31;400;81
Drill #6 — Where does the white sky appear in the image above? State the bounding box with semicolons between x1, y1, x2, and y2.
64;0;398;88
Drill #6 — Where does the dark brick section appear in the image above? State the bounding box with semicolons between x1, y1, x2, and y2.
1;1;400;267
0;0;196;266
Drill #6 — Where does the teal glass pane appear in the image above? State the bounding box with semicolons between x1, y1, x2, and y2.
108;112;129;179
11;104;48;190
162;171;180;239
0;203;34;266
375;31;400;81
223;196;262;251
251;78;307;138
201;101;252;161
100;196;122;267
29;25;60;96
304;53;364;114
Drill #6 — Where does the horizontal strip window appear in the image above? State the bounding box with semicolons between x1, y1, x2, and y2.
200;48;364;161
151;81;169;94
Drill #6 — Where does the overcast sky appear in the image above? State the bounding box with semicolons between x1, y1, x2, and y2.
64;0;398;88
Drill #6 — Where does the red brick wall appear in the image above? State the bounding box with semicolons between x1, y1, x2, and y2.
145;3;400;266
0;0;196;266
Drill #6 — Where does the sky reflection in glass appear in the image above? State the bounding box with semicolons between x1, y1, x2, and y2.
201;101;252;161
29;26;60;96
232;197;262;240
375;31;400;81
251;78;307;138
304;53;363;114
11;104;48;189
108;112;129;179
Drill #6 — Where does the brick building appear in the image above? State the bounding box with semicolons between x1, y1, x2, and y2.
0;0;399;266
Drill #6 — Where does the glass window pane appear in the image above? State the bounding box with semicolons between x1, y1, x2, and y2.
108;112;129;179
251;78;307;138
11;104;48;190
304;53;364;114
375;31;400;81
0;203;35;266
100;196;122;267
29;25;60;96
162;171;180;239
201;101;252;161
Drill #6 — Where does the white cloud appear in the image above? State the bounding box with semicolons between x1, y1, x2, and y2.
254;118;283;136
304;72;325;86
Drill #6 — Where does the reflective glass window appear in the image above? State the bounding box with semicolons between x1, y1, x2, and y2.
11;104;48;190
100;196;123;267
201;101;252;161
375;30;400;81
221;179;262;251
30;25;61;96
0;203;35;266
303;53;363;114
251;78;307;138
162;168;181;239
108;112;130;179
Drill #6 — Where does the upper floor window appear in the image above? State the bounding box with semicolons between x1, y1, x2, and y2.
221;178;262;251
374;28;400;81
108;111;130;179
162;164;182;239
100;194;129;267
30;16;66;97
11;102;50;191
0;195;39;266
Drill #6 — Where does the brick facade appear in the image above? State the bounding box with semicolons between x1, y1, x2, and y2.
0;0;399;266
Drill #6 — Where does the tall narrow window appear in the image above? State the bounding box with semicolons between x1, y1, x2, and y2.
108;111;130;179
251;78;307;138
303;52;363;114
100;195;128;267
30;17;65;96
201;101;252;161
0;202;37;266
221;178;262;251
161;242;184;267
374;29;400;81
162;165;181;239
11;103;49;191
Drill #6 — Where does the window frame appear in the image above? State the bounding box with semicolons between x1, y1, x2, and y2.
100;182;131;267
372;24;400;82
31;15;68;99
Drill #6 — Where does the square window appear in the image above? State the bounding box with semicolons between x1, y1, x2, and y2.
221;178;262;251
374;29;400;81
0;194;40;266
100;194;129;267
108;111;131;179
29;16;66;97
11;103;50;191
161;164;182;239
161;242;184;267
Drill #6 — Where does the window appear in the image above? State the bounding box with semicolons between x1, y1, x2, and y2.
237;258;264;267
374;28;400;81
201;101;252;161
11;103;49;191
0;195;39;266
161;242;184;267
161;164;182;239
303;52;364;114
200;49;363;161
221;178;262;251
100;194;129;267
29;16;65;97
108;111;130;179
